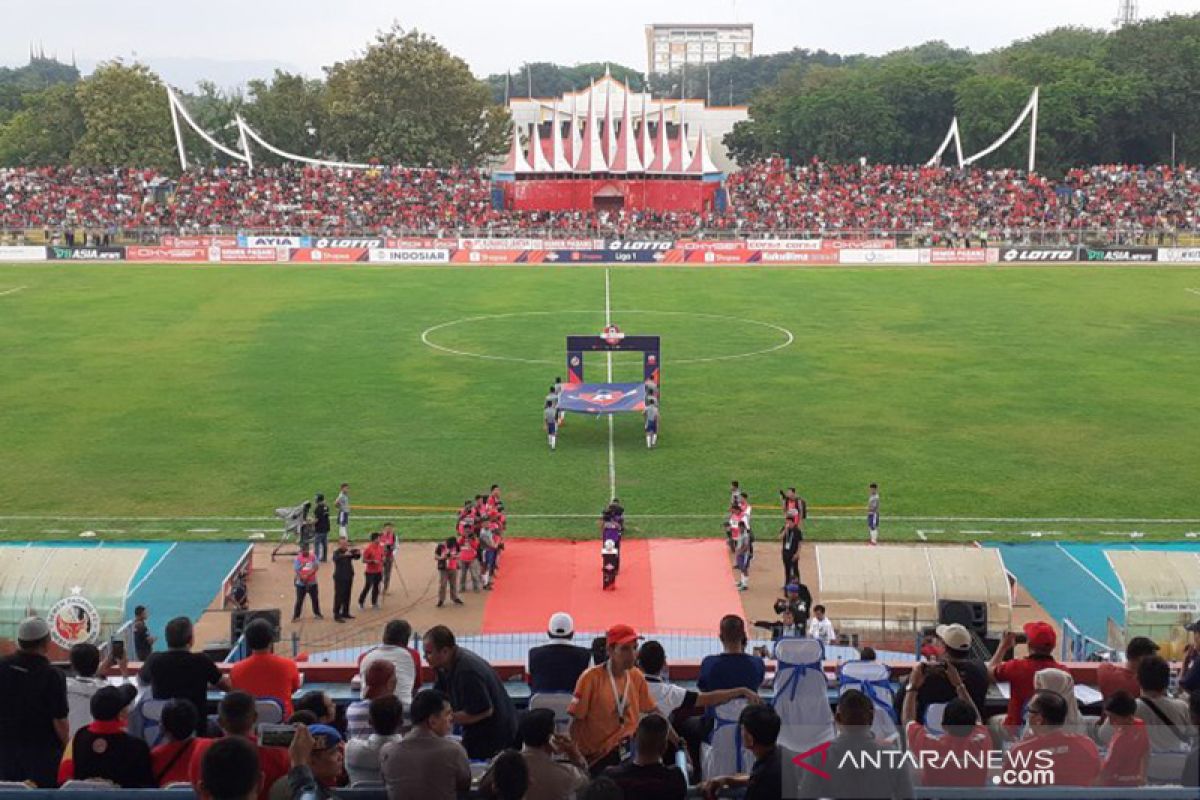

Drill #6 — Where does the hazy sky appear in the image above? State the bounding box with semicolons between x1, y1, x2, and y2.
4;0;1200;82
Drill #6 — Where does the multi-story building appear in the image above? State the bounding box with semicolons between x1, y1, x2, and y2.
645;23;754;75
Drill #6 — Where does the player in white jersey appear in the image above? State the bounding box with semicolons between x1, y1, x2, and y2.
543;400;558;451
643;397;659;449
867;483;880;545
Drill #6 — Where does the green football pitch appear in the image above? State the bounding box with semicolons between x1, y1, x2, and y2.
1;262;1198;544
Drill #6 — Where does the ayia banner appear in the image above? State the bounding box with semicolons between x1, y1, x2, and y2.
237;235;312;248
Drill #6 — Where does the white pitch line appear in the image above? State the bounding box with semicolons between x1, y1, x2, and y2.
187;528;219;533
126;542;178;597
604;269;617;501
3;513;1200;524
1186;288;1200;296
0;286;28;298
1055;542;1125;603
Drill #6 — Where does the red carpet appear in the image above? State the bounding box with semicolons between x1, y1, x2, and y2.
481;538;742;634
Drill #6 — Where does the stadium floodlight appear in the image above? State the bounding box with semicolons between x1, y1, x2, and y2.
166;86;252;171
926;87;1040;173
235;116;377;171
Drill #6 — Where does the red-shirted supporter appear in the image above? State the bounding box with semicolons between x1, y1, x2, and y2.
1099;691;1149;787
188;692;289;800
229;619;302;718
1004;690;1100;787
150;699;202;786
987;621;1064;741
901;659;991;787
1097;636;1158;704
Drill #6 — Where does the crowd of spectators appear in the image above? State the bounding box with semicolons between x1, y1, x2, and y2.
0;610;1197;798
1;161;1197;241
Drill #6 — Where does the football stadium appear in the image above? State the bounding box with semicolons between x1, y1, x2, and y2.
0;4;1198;799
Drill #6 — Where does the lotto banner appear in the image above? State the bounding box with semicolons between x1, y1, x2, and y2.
288;248;371;263
126;246;209;262
309;237;384;249
997;246;1081;263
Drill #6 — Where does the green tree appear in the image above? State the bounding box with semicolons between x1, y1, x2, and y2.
323;26;508;166
72;61;176;169
242;71;326;162
0;84;84;166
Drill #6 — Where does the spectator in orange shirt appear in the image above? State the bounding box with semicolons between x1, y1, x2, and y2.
1004;691;1100;787
567;624;663;773
901;660;991;787
987;621;1063;742
230;619;302;718
1099;691;1149;787
1098;637;1158;704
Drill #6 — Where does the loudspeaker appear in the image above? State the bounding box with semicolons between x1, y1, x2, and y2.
938;599;988;638
231;608;282;644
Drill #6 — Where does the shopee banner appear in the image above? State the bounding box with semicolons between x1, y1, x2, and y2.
126;246;209;262
453;249;528;264
162;235;237;248
288;248;370;263
683;248;757;264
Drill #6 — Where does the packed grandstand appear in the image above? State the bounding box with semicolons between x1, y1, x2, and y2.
1;160;1197;240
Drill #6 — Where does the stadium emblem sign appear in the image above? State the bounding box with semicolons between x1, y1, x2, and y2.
602;325;625;346
1000;247;1078;263
607;240;673;251
47;589;101;648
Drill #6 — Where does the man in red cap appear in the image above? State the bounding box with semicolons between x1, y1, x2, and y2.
987;621;1064;743
567;624;663;774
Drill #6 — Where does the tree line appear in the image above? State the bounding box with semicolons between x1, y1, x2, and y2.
1;15;1196;173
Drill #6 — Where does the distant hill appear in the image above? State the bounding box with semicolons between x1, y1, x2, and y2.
0;56;80;91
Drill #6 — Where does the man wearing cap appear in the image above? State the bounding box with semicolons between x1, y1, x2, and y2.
423;625;518;760
1098;636;1159;703
58;683;154;788
568;623;662;773
272;723;343;800
0;616;70;787
1181;619;1200;694
902;623;989;724
528;612;593;694
987;621;1064;742
346;659;396;739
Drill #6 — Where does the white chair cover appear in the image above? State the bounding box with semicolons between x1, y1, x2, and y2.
129;697;168;747
528;692;574;733
772;637;834;755
923;702;948;736
701;697;753;780
255;698;284;725
838;660;899;746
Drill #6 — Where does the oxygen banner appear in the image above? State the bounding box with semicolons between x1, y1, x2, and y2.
45;246;125;261
126;246;209;262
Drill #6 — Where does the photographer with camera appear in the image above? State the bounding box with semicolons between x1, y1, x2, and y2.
752;607;804;645
987;621;1064;744
331;537;360;622
897;624;989;728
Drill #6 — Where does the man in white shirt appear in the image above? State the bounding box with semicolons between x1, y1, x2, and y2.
637;640;762;716
345;695;404;786
359;620;421;703
66;643;128;735
807;605;837;645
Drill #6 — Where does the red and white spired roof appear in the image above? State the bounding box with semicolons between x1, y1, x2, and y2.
504;68;723;177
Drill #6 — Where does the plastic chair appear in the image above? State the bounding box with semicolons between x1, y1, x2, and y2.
923;702;948;736
255;698;285;725
701;697;753;780
59;779;118;789
0;783;31;790
130;697;168;747
772;637;834;755
528;692;574;734
837;660;899;747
